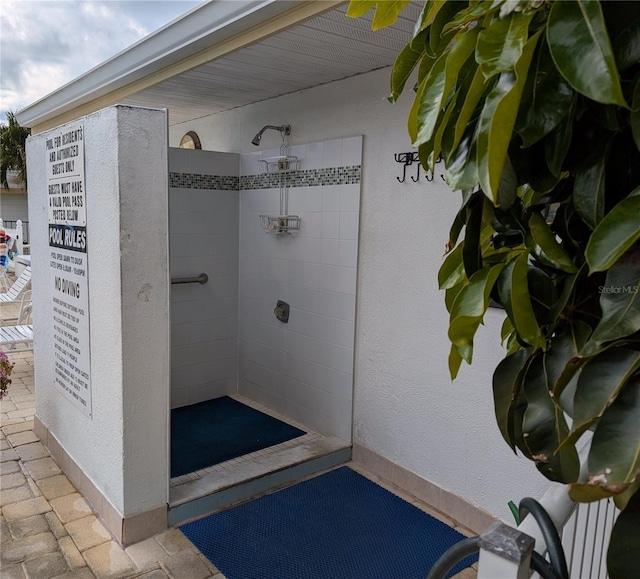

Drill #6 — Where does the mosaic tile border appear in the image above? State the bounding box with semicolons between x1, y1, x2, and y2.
170;166;361;191
240;165;361;190
170;172;239;190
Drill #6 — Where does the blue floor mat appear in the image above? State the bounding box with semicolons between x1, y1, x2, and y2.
171;396;306;477
180;466;477;578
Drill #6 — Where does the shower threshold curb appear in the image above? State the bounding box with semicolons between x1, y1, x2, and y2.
168;437;351;525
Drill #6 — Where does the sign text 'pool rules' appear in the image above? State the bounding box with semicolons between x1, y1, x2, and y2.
46;123;92;417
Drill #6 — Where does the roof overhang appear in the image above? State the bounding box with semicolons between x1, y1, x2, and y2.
17;0;419;134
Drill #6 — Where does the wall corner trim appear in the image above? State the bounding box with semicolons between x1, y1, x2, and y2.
34;415;168;546
352;442;498;535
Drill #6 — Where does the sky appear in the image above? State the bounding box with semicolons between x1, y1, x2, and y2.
1;0;202;122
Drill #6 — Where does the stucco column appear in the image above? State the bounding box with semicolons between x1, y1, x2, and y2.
26;105;170;544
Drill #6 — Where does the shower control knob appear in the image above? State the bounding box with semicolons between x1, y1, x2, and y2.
274;300;290;323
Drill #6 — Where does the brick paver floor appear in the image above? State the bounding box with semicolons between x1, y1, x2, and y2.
1;351;476;579
1;352;225;579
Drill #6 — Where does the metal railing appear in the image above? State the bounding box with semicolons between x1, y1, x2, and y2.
562;499;618;579
414;441;620;579
473;491;619;578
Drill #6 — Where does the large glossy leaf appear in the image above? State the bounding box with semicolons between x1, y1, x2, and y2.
607;488;640;579
496;155;517;210
512;387;532;459
522;355;580;483
528;212;578;273
431;87;460;167
446;122;479;190
574;145;609;230
409;55;446;145
585;186;640;273
462;193;483;278
549;266;583;325
442;2;498;35
476;31;541;206
427;0;462;57
412;0;446;39
568;484;615;503
501;315;514;345
586;374;640;489
476;11;533;79
448;343;464;380
413;28;479;147
389;31;427;102
451;65;486;158
516;39;575;148
493;349;531;451
544;96;576;177
547;0;627;107
440;60;479;161
544;321;592;399
346;0;377;18
347;0;412;30
449;264;505;363
439;242;465;290
445;281;465;313
560;349;640;450
602;0;640;72
580;248;640;356
614;480;640;511
497;254;546;350
527;266;558;327
633;78;640;152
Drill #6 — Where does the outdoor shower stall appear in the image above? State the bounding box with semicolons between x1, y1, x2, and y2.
167;133;362;521
27;105;361;541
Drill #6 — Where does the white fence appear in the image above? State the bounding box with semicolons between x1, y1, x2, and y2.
562;499;618;579
0;218;27;255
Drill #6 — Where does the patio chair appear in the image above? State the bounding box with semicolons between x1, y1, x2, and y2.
0;291;33;352
1;290;32;326
0;266;31;303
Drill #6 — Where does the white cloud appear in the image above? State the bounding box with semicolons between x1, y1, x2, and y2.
0;0;201;119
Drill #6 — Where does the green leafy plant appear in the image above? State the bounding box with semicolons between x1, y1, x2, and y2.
349;1;640;575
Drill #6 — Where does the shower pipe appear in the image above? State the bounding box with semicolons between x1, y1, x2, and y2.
171;273;208;285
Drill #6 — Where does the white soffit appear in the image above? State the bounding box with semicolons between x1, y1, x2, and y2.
122;3;422;126
17;1;422;131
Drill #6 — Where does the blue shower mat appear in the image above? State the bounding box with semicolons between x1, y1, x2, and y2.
171;396;306;477
180;466;477;578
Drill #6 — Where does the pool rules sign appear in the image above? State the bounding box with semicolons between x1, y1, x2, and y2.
46;123;92;416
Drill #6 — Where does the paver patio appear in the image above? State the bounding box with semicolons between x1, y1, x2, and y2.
1;351;476;579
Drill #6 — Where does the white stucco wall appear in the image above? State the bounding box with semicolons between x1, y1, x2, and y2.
27;106;170;517
170;67;551;521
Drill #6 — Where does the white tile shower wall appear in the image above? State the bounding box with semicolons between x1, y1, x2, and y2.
169;148;240;408
238;137;362;442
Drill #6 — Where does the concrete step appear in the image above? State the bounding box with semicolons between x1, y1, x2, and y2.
168;436;351;526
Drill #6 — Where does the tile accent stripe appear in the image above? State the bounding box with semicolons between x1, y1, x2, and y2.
170;173;239;190
240;166;361;190
170;166;361;191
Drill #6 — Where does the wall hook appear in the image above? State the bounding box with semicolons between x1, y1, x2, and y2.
394;151;420;183
397;163;407;183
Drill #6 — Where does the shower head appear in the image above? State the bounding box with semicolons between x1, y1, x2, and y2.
251;124;291;146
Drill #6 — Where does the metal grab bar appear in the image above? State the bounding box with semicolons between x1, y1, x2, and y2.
171;273;208;285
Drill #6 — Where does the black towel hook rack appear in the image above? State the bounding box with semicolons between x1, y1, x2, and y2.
394;151;446;184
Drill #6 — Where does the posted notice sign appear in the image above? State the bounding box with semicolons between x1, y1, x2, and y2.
46;123;92;416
